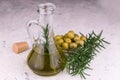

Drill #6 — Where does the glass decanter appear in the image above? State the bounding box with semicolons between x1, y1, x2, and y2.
26;3;66;76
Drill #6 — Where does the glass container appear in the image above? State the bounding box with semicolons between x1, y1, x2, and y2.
26;3;66;76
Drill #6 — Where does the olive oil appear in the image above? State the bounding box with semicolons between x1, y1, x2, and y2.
27;45;66;76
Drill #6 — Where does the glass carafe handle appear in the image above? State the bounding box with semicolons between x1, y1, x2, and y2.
27;20;41;46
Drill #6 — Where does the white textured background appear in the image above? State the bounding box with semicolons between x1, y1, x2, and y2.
0;0;120;80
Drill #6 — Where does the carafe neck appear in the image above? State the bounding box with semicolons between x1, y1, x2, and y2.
37;3;56;27
38;14;53;27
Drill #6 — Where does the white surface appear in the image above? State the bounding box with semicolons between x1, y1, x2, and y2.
0;0;120;80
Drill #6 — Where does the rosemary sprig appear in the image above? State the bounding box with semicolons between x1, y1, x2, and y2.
65;31;110;79
41;24;50;52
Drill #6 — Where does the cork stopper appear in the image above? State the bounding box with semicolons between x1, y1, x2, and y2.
12;42;29;54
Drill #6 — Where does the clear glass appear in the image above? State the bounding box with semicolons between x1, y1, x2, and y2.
27;3;66;76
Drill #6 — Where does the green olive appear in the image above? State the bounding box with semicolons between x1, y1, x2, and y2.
55;35;63;41
76;40;85;46
64;38;72;43
62;42;69;49
70;43;78;49
57;39;64;46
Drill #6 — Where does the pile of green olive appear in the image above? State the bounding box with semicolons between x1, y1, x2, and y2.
55;30;87;50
